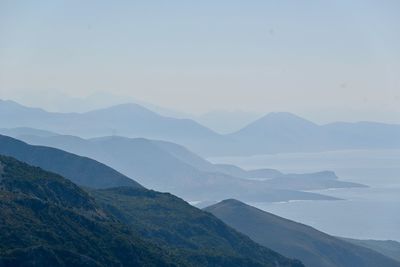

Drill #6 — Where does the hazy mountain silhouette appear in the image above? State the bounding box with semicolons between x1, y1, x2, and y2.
0;99;228;156
0;135;142;189
262;171;367;190
195;110;261;134
2;132;359;203
340;238;400;262
228;112;400;155
0;127;58;138
205;199;400;267
228;112;324;154
2;100;400;156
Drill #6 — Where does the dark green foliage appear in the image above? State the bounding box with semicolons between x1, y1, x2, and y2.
0;156;179;267
91;187;304;267
0;155;303;267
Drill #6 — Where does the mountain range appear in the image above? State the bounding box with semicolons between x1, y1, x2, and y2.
205;199;400;267
1;99;400;156
0;99;227;156
0;133;366;203
229;112;400;155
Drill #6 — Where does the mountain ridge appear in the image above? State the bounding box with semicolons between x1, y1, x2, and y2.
204;199;400;267
0;133;359;203
2;99;400;156
0;134;142;189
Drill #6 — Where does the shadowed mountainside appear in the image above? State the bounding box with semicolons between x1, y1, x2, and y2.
204;199;400;267
340;238;400;262
90;187;304;267
0;155;178;267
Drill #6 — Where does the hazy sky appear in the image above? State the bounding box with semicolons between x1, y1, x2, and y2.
1;1;399;122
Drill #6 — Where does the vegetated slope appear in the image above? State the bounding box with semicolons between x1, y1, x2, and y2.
90;187;304;267
0;155;303;267
0;135;142;189
0;155;178;267
204;199;400;267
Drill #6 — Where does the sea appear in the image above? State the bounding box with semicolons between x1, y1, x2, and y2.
209;149;400;241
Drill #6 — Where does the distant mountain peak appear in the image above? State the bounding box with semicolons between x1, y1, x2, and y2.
86;102;155;114
231;112;318;137
0;99;26;109
219;198;245;206
257;112;317;125
211;199;256;209
0;99;18;105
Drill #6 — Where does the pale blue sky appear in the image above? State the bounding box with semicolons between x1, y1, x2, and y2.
0;1;399;121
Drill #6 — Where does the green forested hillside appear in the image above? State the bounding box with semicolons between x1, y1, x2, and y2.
0;155;177;267
91;187;303;267
0;155;303;267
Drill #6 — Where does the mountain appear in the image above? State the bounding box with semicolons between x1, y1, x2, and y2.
139;137;283;179
90;187;304;267
228;112;400;155
262;171;366;190
0;155;178;267
0;155;304;267
0;135;142;189
228;112;324;154
233;112;319;138
7;90;192;118
204;199;400;267
340;238;400;262
2;100;400;156
194;110;261;134
322;121;400;149
0;127;58;138
4;133;347;203
0;100;228;156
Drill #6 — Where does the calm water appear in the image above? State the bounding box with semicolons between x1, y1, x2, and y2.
209;149;400;241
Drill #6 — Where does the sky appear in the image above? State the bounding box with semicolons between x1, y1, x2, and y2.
0;0;399;123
